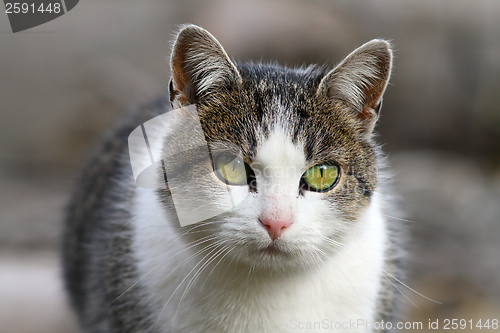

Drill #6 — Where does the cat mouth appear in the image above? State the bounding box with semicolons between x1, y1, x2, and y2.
258;243;290;256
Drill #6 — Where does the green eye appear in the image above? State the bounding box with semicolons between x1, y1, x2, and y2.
213;155;250;186
301;164;339;192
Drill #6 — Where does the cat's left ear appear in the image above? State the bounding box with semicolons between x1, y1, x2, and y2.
317;39;393;137
169;24;242;108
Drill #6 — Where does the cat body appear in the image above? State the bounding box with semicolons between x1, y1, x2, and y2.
63;25;402;332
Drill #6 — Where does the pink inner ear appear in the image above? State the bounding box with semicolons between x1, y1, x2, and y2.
358;105;377;122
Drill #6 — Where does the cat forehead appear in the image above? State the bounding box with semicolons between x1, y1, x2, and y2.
239;64;324;97
197;64;365;163
254;127;306;169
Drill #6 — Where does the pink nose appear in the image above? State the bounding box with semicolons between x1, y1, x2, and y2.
259;217;292;240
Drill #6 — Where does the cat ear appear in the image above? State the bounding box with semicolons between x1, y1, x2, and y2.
169;24;242;108
317;39;393;137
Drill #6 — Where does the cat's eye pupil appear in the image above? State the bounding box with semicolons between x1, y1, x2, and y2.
213;155;252;186
301;164;339;192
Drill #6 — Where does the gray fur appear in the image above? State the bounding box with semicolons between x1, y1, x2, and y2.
62;99;166;332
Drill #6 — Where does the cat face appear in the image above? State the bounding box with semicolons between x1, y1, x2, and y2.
157;25;392;270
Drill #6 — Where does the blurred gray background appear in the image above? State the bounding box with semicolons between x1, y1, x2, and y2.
1;0;499;332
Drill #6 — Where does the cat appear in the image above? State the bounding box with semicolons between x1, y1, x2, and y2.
62;24;404;332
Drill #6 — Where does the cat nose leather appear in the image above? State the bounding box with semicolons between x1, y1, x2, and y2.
259;217;292;240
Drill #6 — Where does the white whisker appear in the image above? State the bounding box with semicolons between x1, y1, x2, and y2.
109;235;219;305
324;237;440;306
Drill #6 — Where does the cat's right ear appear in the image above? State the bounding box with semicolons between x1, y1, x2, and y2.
317;40;393;138
169;24;242;108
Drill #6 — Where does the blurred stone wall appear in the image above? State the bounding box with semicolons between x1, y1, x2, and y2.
1;0;500;173
1;0;499;332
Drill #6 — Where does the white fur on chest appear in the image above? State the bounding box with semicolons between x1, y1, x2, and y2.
132;187;387;333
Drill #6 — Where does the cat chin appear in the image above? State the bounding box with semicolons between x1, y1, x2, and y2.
223;241;328;271
238;254;325;273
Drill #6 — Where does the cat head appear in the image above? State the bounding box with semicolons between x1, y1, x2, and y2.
159;24;392;270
